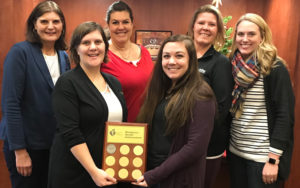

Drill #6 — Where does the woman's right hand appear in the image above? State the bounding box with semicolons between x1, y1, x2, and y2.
90;168;117;187
14;149;32;176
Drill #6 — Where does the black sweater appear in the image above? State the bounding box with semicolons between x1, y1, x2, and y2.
263;61;294;179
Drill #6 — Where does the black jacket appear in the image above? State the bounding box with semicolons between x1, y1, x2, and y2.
48;65;127;188
197;46;234;157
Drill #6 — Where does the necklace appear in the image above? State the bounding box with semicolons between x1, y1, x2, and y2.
111;43;133;61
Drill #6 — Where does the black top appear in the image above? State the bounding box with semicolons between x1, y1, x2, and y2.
147;98;172;170
197;46;234;157
48;66;127;188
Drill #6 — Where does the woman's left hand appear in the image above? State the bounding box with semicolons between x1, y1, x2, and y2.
262;162;278;184
131;175;148;187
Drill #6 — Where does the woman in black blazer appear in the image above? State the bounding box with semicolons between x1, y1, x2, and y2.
48;22;127;188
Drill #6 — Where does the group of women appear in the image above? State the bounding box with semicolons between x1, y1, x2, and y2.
0;1;294;188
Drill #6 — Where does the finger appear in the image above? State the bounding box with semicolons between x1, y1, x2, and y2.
17;167;24;176
22;167;31;176
105;176;117;183
26;166;32;176
262;175;267;184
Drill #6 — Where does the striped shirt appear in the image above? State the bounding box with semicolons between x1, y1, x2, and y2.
229;75;283;163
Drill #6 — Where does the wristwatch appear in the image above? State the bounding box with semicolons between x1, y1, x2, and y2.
268;157;280;165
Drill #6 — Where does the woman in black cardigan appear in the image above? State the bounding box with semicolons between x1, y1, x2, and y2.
48;22;127;188
228;13;294;188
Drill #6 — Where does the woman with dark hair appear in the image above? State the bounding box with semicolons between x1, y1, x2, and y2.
0;1;69;188
188;4;233;188
101;1;153;122
48;21;127;188
133;35;215;188
228;13;294;188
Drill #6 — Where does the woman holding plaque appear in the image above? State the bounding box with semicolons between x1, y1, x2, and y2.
134;35;216;188
101;1;154;122
48;22;127;188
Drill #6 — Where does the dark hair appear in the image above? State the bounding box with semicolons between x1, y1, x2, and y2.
26;1;67;50
70;22;109;66
137;35;215;134
106;1;133;23
188;4;225;47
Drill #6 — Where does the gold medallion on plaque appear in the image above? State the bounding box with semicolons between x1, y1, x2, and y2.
118;168;129;179
102;122;148;181
119;156;129;167
133;145;143;156
105;156;115;166
133;157;143;168
105;168;115;177
120;145;130;155
132;169;142;179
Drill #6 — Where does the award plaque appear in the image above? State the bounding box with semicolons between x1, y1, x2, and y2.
102;122;148;182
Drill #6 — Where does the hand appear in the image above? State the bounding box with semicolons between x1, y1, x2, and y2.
132;175;148;187
90;168;117;187
14;149;32;176
262;162;278;184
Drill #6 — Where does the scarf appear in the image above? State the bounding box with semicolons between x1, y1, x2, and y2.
230;50;260;118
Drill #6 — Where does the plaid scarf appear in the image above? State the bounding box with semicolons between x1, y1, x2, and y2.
230;50;260;118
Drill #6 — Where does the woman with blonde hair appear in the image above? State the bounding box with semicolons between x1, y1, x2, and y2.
228;13;294;188
188;4;233;188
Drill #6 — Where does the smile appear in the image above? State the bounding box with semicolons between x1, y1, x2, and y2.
88;54;99;57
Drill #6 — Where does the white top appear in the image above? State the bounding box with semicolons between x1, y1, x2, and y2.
43;53;60;85
229;75;283;163
101;84;123;122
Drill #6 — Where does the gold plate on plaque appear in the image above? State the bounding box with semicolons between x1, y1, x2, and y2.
105;168;115;177
105;156;115;166
120;145;130;155
118;168;129;179
119;156;129;167
102;122;148;182
132;169;142;179
133;145;143;156
133;157;143;168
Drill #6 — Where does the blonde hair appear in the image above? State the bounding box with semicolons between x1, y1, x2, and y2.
188;4;225;48
230;13;285;76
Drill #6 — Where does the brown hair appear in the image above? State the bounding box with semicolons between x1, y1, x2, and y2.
137;35;215;134
26;1;67;50
106;1;133;24
69;22;109;65
188;4;225;47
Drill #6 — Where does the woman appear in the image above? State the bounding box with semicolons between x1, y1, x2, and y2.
134;35;216;188
101;1;154;122
228;13;294;188
47;21;127;188
188;4;233;188
0;1;69;188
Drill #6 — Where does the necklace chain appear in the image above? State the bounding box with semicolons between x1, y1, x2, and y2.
112;43;133;61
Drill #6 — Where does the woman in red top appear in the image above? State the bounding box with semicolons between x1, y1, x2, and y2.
101;1;154;122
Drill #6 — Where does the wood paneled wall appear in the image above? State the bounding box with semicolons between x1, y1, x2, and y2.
0;0;299;188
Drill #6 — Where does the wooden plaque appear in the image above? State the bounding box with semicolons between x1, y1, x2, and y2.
102;122;148;182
